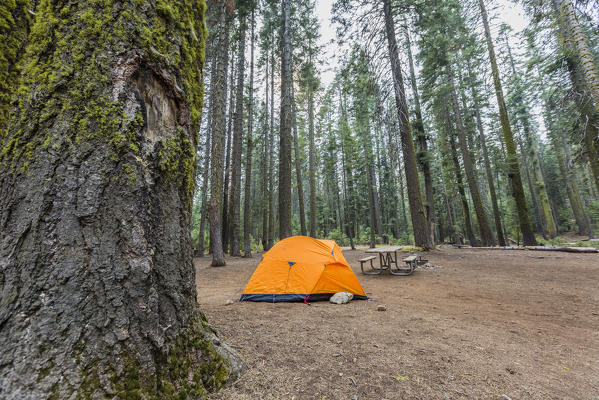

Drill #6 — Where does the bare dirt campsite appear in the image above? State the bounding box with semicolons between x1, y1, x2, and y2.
197;247;599;400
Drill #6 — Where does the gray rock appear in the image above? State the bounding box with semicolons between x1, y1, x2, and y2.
377;305;387;311
329;292;353;304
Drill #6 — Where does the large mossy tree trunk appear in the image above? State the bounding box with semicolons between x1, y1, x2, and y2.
382;0;432;249
478;0;537;246
0;0;243;398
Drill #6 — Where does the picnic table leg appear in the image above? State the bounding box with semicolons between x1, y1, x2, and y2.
361;257;383;275
389;251;415;276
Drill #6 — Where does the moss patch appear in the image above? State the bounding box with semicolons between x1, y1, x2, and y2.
1;0;207;194
74;322;229;399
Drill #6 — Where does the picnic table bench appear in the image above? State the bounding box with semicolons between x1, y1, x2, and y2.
361;247;427;276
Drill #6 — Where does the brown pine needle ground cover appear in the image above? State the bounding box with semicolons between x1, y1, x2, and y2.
196;247;599;400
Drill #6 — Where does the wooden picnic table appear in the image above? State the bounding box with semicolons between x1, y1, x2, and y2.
361;246;421;276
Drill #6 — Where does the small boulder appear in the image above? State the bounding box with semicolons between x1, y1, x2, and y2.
225;299;235;306
330;292;353;304
377;305;387;312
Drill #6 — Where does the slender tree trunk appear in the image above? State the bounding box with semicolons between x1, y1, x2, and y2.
197;130;212;257
466;61;506;246
197;49;218;257
372;131;384;237
229;13;246;257
384;114;403;238
447;67;495;246
222;51;235;253
339;94;356;249
267;48;275;249
262;49;270;251
243;8;255;258
210;2;232;266
503;37;558;238
0;1;243;397
382;0;432;249
278;0;292;239
558;134;592;235
397;157;408;232
292;83;307;236
308;83;317;238
366;153;377;248
519;141;543;236
446;116;478;246
478;0;537;245
405;24;435;245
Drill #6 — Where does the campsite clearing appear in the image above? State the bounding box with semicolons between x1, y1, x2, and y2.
197;247;599;400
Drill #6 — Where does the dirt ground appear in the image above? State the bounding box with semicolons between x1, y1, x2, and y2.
195;247;599;400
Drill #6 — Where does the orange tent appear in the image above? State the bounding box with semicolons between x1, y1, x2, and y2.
240;236;367;302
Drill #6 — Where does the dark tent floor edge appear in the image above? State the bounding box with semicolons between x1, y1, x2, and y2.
240;293;368;302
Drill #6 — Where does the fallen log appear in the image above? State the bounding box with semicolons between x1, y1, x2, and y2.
524;246;598;253
448;245;598;253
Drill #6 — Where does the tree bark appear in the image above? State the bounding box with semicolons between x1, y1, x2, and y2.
229;13;246;257
478;0;537;245
278;0;292;239
0;1;243;397
382;0;432;249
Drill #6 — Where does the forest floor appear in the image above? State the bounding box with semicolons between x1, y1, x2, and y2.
195;245;599;400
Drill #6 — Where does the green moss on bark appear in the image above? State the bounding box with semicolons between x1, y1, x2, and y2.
0;0;31;134
74;323;228;399
1;0;207;196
